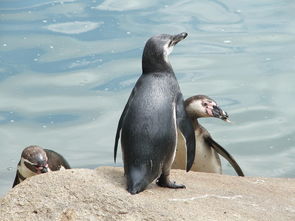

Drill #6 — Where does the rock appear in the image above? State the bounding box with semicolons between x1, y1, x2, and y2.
0;167;294;221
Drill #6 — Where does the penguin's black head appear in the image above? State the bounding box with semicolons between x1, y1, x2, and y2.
185;95;230;122
21;145;49;174
142;32;188;74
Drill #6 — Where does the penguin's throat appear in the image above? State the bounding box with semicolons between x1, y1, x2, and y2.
142;60;173;74
17;170;26;182
163;43;174;63
191;118;199;130
142;52;173;74
18;162;37;179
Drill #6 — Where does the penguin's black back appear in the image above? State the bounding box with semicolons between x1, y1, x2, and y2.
44;149;71;171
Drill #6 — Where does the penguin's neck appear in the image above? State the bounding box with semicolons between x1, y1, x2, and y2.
142;53;173;74
190;117;200;131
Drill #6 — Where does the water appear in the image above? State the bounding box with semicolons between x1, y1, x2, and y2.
0;0;294;196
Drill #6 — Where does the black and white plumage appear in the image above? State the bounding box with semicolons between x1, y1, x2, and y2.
114;32;196;194
172;95;244;176
13;145;71;187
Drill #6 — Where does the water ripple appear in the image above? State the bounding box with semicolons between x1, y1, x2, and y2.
46;21;104;34
93;0;156;11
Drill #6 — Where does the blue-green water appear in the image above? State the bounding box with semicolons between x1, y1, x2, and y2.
0;0;294;196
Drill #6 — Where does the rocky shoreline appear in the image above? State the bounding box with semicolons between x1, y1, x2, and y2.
0;167;294;221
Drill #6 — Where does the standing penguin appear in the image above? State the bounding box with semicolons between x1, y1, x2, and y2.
13;145;71;187
114;32;196;194
172;95;244;176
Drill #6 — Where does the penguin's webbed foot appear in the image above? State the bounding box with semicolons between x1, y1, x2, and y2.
156;174;186;189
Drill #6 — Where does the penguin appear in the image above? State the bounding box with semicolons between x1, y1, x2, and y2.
172;95;244;176
13;145;71;187
114;32;196;194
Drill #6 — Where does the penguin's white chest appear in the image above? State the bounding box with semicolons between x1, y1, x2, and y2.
172;129;222;173
192;129;222;173
165;102;179;170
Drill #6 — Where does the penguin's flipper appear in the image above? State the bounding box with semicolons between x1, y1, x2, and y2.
12;173;19;188
176;93;196;172
204;135;245;176
12;161;21;187
114;87;137;163
44;149;71;170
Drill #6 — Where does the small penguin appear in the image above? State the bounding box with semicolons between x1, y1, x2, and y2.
114;32;196;194
172;95;244;176
13;145;71;187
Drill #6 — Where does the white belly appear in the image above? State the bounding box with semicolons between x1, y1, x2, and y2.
172;129;222;174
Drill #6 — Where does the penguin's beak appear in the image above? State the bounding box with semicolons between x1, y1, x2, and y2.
35;164;49;174
212;106;230;122
171;32;188;45
40;167;48;173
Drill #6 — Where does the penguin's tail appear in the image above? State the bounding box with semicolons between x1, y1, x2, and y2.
126;166;151;194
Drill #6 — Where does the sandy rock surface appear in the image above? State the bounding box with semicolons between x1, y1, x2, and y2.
0;167;294;221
